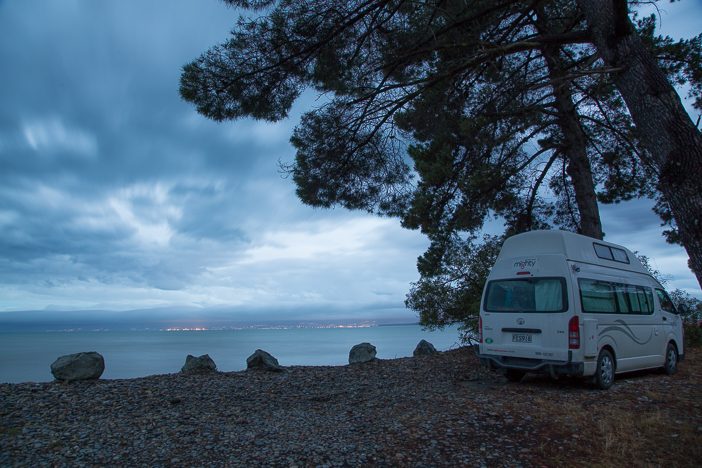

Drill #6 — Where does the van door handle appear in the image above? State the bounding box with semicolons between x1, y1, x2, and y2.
662;316;667;321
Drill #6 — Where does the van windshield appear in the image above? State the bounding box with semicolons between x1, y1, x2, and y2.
484;277;567;313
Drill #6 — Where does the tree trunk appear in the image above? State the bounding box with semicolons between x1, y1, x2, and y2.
537;9;604;240
546;61;604;240
577;0;702;287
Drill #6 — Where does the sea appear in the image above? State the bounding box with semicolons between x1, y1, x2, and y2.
0;324;463;384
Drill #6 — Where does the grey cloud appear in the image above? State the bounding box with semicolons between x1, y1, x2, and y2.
0;0;289;295
0;0;278;189
1;0;698;314
0;176;254;292
168;182;250;243
600;198;662;234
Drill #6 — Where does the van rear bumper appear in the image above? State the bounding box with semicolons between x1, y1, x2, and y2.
478;352;584;377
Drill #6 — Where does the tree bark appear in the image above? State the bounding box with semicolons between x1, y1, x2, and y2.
577;0;702;287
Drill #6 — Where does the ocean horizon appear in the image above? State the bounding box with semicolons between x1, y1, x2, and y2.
0;324;463;384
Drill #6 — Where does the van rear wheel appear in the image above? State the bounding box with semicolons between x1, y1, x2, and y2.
593;349;615;390
663;343;678;375
505;369;525;382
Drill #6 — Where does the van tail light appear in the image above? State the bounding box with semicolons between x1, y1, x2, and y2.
479;316;483;343
568;315;580;349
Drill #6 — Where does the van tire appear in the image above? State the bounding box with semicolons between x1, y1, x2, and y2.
663;343;678;375
505;369;525;382
593;349;615;390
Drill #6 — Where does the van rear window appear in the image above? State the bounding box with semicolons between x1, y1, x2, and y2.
484;278;567;313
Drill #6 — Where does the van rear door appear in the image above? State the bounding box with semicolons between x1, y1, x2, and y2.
481;276;571;361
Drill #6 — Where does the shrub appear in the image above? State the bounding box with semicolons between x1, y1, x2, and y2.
684;323;702;348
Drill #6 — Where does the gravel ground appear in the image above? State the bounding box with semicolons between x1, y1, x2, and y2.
1;346;700;467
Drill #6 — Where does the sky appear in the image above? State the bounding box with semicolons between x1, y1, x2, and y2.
0;0;700;322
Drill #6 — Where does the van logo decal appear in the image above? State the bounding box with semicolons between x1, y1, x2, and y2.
513;258;537;269
516;318;525;325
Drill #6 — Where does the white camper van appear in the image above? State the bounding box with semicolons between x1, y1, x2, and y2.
478;230;684;389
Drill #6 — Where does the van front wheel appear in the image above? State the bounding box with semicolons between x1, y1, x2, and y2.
594;349;615;390
663;343;678;375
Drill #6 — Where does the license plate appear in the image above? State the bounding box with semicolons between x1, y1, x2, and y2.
512;334;532;343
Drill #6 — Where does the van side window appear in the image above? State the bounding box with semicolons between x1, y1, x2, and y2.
626;286;654;315
579;279;653;315
593;243;630;264
614;283;630;313
644;289;655;313
655;289;677;314
593;244;613;260
611;248;629;263
580;279;617;313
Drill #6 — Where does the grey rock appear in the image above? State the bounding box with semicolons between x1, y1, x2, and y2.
50;352;104;382
413;339;437;357
349;342;376;364
246;349;284;372
181;354;217;373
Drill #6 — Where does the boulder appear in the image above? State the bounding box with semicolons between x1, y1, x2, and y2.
246;349;284;372
50;352;104;382
413;339;438;357
349;342;377;364
181;354;217;373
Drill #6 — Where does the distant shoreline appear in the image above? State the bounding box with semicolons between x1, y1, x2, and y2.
0;314;422;333
0;321;422;333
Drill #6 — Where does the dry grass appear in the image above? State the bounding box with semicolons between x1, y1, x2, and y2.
525;348;702;467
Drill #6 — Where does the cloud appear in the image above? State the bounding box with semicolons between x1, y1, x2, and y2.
107;183;181;248
0;164;427;311
0;0;698;317
22;117;97;157
238;217;388;264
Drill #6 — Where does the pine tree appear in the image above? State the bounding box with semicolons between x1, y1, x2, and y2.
181;0;702;331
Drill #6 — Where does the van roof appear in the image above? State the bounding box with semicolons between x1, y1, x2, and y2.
497;230;650;275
